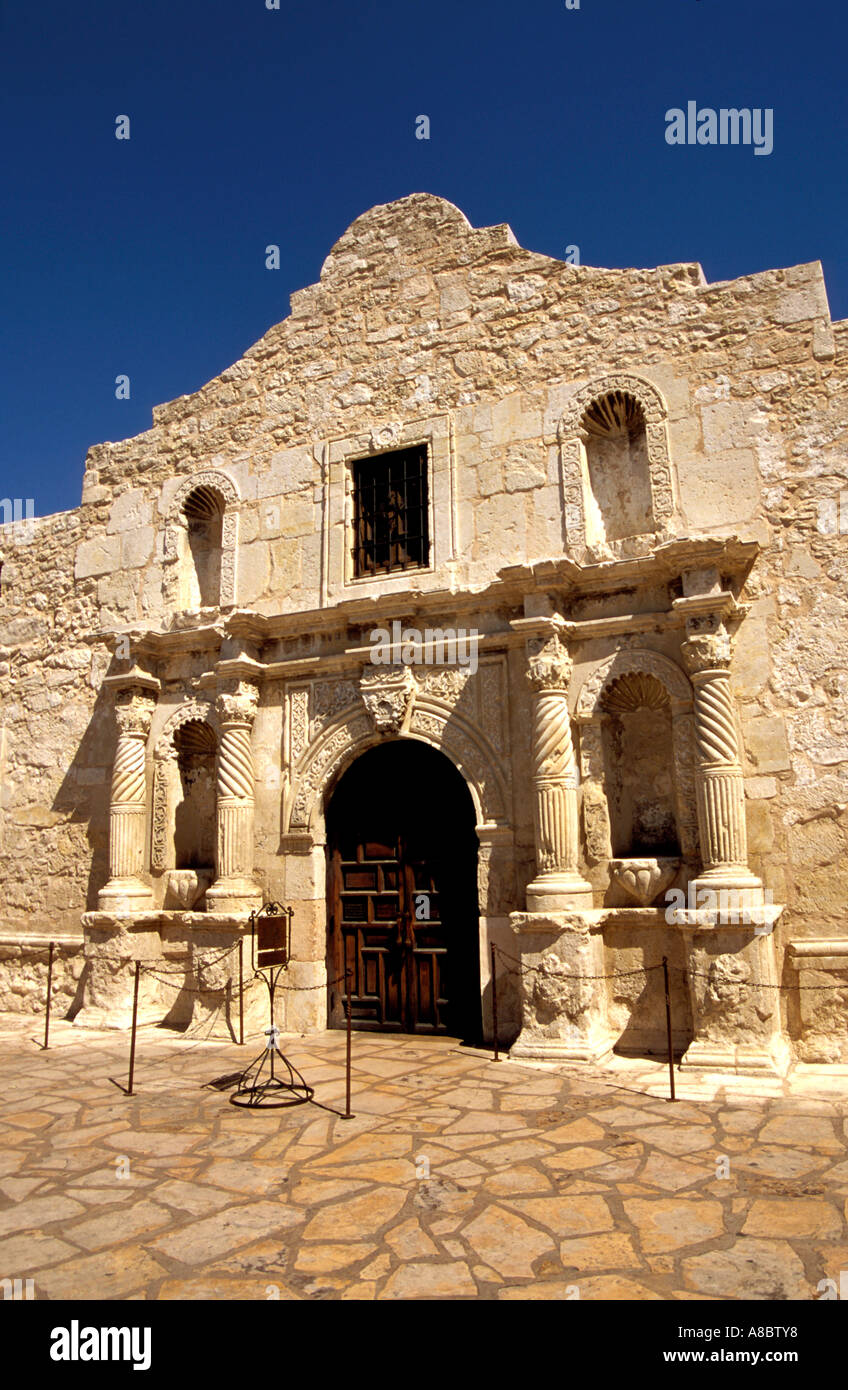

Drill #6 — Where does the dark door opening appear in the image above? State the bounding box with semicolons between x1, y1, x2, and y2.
326;739;481;1040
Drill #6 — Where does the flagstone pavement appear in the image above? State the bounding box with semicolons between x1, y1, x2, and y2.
1;1015;846;1301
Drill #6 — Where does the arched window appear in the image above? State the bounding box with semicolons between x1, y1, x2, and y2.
582;391;653;544
179;485;224;609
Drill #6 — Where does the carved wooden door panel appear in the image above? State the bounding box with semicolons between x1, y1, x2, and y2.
329;835;449;1034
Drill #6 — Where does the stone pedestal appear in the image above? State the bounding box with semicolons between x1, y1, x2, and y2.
187;918;257;1038
75;912;164;1030
678;908;789;1076
524;629;593;911
509;911;614;1063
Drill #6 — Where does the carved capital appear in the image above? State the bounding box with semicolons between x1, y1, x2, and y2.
114;687;156;738
681;630;732;675
359;665;416;734
526;632;572;694
216;682;259;727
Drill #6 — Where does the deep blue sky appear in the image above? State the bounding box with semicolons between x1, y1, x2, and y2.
3;0;846;517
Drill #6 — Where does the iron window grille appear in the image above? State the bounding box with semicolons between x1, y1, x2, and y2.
351;445;430;578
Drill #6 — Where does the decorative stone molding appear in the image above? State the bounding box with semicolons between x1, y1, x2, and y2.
286;698;508;834
288;713;373;831
359;665;416;734
99;679;159;912
311;679;360;740
369;421;404;451
575;648;692;720
559;374;674;550
162;469;241;610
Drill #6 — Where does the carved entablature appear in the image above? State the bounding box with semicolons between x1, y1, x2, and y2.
162;469;241;609
558;373;675;553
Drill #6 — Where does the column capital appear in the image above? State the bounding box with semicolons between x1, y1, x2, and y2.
526;630;573;693
215;680;259;727
113;686;158;738
681;628;732;675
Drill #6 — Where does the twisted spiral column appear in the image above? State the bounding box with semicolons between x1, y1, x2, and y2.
207;683;262;912
682;630;761;898
525;631;592;910
99;684;157;910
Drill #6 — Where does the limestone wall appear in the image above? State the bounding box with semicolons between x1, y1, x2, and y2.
1;194;846;1052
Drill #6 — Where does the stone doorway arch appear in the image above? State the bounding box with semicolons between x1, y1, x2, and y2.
325;739;482;1040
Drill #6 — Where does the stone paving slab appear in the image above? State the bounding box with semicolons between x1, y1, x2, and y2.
0;1016;846;1301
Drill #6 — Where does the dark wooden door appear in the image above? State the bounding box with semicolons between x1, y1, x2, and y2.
329;835;450;1033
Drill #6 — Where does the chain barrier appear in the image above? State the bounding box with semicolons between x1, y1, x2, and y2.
491;945;847;992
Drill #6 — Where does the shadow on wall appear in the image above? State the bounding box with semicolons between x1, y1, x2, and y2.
51;679;115;915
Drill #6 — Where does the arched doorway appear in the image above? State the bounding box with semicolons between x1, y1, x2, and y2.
326;739;481;1040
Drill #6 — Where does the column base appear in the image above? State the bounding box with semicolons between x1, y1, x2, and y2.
687;870;764;912
510;1036;614;1065
680;1035;791;1078
526;872;594;913
97;878;154;912
205;878;263;914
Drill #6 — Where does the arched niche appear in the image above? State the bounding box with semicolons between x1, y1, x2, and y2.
559;374;676;553
162;470;240;611
151;700;220;880
172;720;217;870
573;649;699;873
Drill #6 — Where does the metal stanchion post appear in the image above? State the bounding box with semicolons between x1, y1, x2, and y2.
343;972;353;1119
662;956;676;1103
43;941;55;1051
126;961;141;1096
491;942;500;1063
238;937;244;1046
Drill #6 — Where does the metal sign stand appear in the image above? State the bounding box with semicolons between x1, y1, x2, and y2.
230;903;314;1109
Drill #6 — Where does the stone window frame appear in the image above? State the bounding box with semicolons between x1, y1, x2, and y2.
150;699;220;873
162;470;241;610
572;647;699;865
325;416;454;599
559;374;676;550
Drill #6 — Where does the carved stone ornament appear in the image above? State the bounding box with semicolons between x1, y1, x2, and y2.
526;632;572;694
216;682;260;727
114;687;156;738
681;629;732;675
359;665;416;734
369;421;404;451
610;856;680;907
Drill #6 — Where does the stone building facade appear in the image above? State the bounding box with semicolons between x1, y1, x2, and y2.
1;193;847;1073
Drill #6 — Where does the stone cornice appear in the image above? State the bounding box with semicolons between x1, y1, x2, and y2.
88;534;761;677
